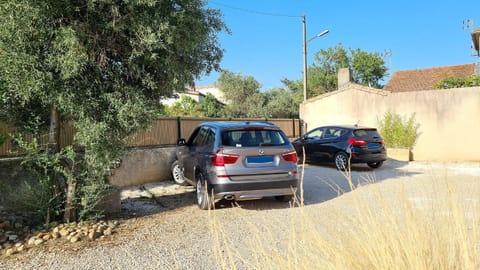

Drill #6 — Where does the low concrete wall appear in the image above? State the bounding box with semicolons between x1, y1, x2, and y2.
107;147;176;187
388;148;412;162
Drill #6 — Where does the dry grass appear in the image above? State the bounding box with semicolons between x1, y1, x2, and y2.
210;165;480;270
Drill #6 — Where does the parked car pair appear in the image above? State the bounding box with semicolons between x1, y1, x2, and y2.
292;125;387;170
171;121;299;210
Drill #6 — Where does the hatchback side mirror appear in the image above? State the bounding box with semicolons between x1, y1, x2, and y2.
177;138;186;146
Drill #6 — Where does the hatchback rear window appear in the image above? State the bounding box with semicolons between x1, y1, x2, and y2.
353;129;381;138
221;129;288;147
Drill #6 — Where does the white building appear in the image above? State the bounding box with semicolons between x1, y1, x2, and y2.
160;85;227;106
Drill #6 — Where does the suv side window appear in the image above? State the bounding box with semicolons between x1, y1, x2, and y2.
191;126;209;146
187;127;201;146
204;127;216;152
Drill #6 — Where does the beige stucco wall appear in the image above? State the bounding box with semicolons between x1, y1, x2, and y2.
300;84;480;161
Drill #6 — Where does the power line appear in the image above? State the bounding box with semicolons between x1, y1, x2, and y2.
209;1;300;18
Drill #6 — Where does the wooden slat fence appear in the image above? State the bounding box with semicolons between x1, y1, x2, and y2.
0;117;302;156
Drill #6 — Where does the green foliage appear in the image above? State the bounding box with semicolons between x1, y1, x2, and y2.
165;95;202;117
6;134;75;225
0;0;226;221
264;88;298;118
217;70;269;118
218;70;261;104
350;49;388;88
377;112;420;149
434;75;480;89
285;43;388;98
201;93;224;117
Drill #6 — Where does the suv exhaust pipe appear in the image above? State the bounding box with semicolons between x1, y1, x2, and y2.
224;194;235;201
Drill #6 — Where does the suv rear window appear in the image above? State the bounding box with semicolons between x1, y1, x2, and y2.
221;129;288;147
353;129;381;138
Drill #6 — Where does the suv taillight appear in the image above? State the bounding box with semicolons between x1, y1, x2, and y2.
347;138;367;146
212;150;239;166
282;151;298;163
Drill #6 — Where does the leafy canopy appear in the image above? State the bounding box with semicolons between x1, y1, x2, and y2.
0;0;226;221
284;43;388;99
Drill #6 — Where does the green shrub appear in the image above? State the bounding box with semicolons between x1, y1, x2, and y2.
377;112;420;149
1;134;75;225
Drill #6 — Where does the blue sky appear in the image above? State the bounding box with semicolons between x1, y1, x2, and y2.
195;0;479;90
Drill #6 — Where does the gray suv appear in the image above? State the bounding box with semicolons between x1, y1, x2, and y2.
171;121;299;209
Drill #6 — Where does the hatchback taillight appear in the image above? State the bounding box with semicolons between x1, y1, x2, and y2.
347;138;367;146
212;150;239;166
282;151;298;163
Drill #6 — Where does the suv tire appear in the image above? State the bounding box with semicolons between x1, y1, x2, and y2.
171;160;188;186
196;172;213;210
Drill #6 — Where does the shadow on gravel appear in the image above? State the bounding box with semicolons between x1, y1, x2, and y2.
111;159;421;219
214;197;294;211
300;159;421;206
113;190;196;219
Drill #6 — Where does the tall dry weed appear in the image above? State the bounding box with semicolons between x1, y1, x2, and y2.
210;165;480;269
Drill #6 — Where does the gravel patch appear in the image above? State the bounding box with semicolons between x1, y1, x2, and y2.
2;161;479;269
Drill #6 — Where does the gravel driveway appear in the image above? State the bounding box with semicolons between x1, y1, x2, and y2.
2;160;480;269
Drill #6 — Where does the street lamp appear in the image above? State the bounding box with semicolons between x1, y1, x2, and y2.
302;15;329;102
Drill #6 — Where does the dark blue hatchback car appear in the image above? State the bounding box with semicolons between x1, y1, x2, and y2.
292;125;387;170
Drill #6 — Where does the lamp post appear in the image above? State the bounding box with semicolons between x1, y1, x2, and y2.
302;15;329;102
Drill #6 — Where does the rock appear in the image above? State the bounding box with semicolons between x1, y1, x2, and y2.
59;228;69;237
88;230;102;241
5;247;16;256
16;244;25;252
0;235;7;244
7;234;18;241
33;239;44;245
42;234;51;241
70;236;80;243
103;227;113;236
27;237;36;246
51;232;60;239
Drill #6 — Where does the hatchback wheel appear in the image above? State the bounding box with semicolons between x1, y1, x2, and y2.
171;160;188;186
367;161;383;169
334;152;350;171
196;172;213;210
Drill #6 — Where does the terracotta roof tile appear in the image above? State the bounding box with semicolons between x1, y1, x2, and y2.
384;63;476;92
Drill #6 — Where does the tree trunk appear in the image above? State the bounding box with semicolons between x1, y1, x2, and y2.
48;103;78;222
48;103;60;153
64;176;77;222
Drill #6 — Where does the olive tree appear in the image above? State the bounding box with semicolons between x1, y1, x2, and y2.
0;0;226;222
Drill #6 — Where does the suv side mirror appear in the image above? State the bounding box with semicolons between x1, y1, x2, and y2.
177;138;186;146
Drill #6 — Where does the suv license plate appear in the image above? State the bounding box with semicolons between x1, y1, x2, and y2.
247;156;274;164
